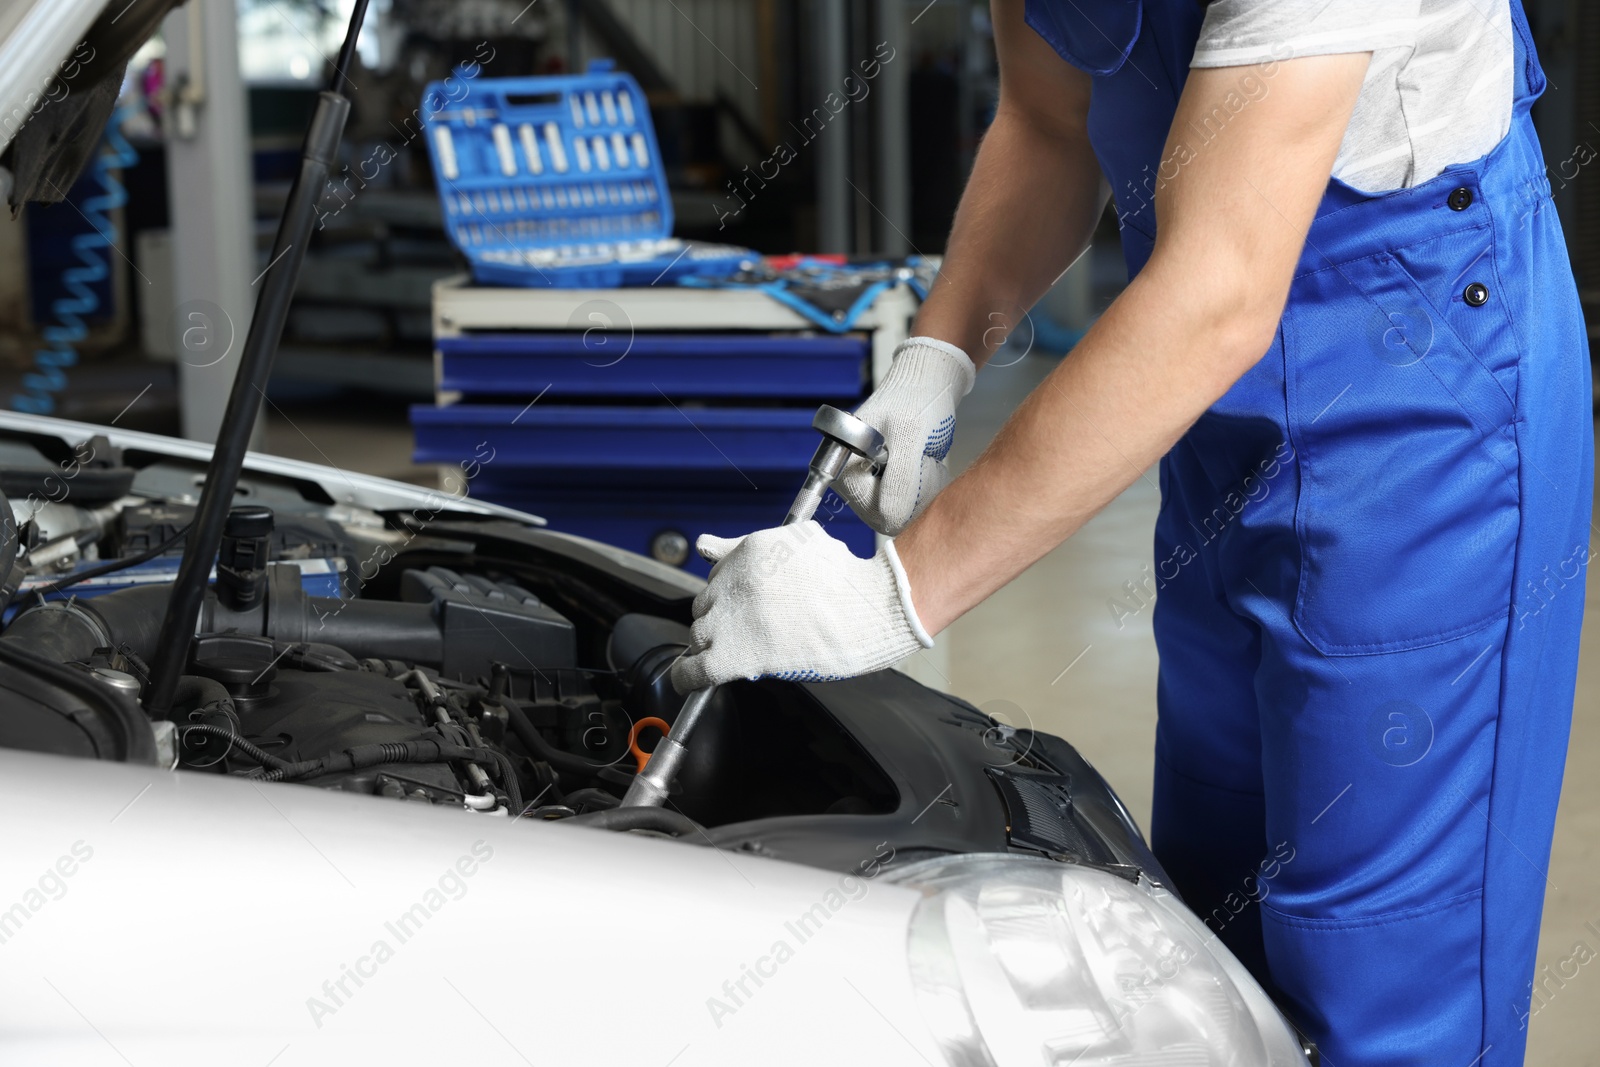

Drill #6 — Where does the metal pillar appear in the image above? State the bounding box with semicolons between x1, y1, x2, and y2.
873;0;910;255
814;0;851;253
162;0;258;446
566;0;584;72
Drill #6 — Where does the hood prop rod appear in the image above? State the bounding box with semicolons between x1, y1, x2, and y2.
143;0;372;719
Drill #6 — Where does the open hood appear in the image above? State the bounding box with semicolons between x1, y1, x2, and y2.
0;0;181;211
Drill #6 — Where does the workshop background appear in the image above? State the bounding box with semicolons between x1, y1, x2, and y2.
2;1;1597;1059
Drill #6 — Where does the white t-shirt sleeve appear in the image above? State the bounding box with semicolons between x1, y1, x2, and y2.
1191;0;1421;68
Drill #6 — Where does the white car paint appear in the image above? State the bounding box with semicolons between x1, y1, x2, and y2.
0;748;941;1065
0;0;111;162
0;409;546;525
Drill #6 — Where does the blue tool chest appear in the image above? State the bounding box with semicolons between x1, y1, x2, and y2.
412;291;892;577
414;69;910;577
436;333;869;399
413;338;878;575
415;405;831;481
421;63;751;289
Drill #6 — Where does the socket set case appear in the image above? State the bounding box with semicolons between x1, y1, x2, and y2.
420;62;752;289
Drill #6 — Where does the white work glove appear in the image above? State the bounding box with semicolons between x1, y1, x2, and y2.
837;337;976;536
670;521;934;693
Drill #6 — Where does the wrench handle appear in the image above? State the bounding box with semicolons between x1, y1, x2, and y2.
783;469;831;527
783;439;851;527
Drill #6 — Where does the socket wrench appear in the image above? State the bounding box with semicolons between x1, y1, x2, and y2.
619;404;888;808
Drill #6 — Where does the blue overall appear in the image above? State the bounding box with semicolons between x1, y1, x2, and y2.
1024;2;1592;1063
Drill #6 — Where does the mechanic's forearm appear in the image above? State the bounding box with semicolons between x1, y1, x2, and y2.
912;106;1106;365
895;254;1277;634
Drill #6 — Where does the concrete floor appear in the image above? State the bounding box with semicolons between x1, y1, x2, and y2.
263;359;1600;1061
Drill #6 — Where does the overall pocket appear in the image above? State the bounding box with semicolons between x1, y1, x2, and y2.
1282;238;1521;655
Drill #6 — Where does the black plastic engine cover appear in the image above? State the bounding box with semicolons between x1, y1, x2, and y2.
235;668;458;799
399;567;576;679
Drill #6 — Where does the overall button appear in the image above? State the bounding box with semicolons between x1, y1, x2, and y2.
1448;187;1474;211
1464;282;1490;307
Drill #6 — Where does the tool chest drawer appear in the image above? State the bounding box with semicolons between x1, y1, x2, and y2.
467;485;874;578
437;332;868;400
412;403;828;479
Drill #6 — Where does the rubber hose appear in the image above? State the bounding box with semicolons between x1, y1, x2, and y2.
3;582;442;671
12;104;139;414
271;738;499;782
172;674;239;727
1;584;168;663
562;787;622;812
505;703;626;777
565;806;705;838
295;599;443;664
177;723;292;772
484;747;523;815
258;737;522;812
283;642;360;671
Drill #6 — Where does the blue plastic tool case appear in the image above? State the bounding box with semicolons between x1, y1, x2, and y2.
421;62;751;289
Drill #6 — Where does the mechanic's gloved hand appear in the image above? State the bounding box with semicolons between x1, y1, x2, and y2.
670;521;934;694
837;337;976;536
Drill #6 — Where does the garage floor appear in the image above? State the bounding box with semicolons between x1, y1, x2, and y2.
264;352;1600;1063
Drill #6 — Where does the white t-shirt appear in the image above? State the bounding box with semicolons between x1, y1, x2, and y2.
1191;0;1514;192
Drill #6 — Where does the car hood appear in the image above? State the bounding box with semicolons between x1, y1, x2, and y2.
0;748;939;1065
0;409;547;524
0;0;181;210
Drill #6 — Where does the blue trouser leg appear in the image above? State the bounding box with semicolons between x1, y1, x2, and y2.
1249;372;1588;1064
1149;456;1274;987
1154;394;1586;1064
1472;159;1594;1052
1252;627;1512;1062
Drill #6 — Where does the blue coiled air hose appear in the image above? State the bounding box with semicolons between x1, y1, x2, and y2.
11;103;140;415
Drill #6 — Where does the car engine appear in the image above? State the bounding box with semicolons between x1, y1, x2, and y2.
0;425;1171;891
0;431;917;839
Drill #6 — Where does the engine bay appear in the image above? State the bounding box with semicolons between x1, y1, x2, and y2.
0;423;1167;884
0;428;907;836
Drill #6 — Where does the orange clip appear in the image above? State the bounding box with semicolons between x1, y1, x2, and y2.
628;717;672;774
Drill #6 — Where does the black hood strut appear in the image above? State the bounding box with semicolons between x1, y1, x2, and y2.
143;0;373;719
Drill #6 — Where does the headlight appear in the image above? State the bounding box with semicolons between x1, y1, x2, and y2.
884;855;1308;1066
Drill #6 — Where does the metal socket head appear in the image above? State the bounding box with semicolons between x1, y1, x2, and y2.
812;405;888;472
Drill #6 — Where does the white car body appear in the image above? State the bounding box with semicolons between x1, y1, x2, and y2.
0;747;939;1066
